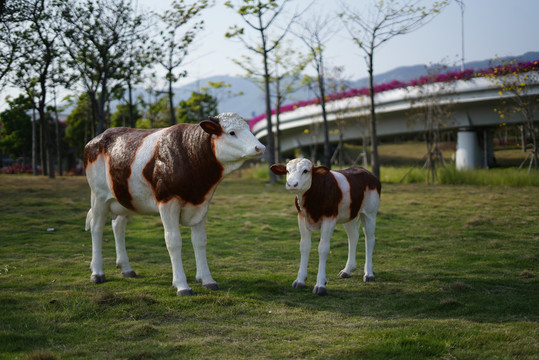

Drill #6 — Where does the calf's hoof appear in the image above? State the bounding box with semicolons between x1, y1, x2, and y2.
177;288;195;296
312;285;327;296
203;283;220;291
363;274;375;282
122;270;137;278
90;274;106;284
292;280;306;289
338;270;351;278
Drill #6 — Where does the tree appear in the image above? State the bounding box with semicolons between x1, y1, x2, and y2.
156;0;209;126
199;80;244;112
0;95;33;161
0;0;25;89
64;93;93;161
294;12;338;168
58;0;148;135
481;59;539;173
122;5;154;128
177;91;218;124
339;0;448;179
232;40;309;163
12;0;63;178
407;63;455;184
111;102;142;128
225;0;303;183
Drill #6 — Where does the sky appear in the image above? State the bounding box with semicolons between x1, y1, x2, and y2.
1;0;538;110
135;0;539;82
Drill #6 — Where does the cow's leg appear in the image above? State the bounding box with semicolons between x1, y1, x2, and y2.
89;195;108;284
313;220;336;296
339;218;360;278
293;214;311;289
112;215;136;278
360;212;376;282
191;219;219;290
159;202;193;296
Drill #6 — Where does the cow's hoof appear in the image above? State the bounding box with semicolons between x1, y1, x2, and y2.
363;275;375;282
338;270;351;278
292;280;306;289
203;283;220;291
177;288;195;296
90;274;106;284
122;270;137;278
313;285;327;296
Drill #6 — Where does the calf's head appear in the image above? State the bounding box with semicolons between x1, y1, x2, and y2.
271;158;329;194
201;112;265;164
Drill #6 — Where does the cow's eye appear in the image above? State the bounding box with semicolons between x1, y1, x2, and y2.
302;169;308;174
229;131;236;136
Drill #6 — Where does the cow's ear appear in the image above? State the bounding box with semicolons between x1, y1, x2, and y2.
200;120;223;135
270;164;287;175
313;166;330;176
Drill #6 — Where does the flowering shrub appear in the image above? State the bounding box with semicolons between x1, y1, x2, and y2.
1;163;36;174
249;60;539;130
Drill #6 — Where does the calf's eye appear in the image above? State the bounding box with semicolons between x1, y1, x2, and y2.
302;169;308;174
229;131;236;136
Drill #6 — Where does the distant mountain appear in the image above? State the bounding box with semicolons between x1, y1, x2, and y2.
146;51;539;120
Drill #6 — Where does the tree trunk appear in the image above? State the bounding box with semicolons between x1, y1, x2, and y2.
318;71;330;169
97;74;108;135
168;72;176;126
263;50;276;183
54;90;62;176
368;51;380;179
128;80;135;128
32;107;38;176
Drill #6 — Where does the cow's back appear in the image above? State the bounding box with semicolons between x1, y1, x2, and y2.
337;167;381;219
84;127;161;210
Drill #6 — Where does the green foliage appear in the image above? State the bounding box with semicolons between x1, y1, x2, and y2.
0;95;33;159
110;103;142;128
177;91;218;124
0;175;537;359
64;93;93;160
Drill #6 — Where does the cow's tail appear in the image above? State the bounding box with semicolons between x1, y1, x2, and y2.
85;209;93;231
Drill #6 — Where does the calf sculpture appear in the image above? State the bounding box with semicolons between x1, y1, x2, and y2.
271;158;381;295
84;113;265;295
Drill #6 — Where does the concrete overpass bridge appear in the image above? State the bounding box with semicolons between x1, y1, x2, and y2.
250;77;539;169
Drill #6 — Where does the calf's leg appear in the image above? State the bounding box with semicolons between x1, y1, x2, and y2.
191;220;219;290
89;196;108;284
293;214;311;289
313;220;336;296
159;201;193;296
112;214;136;278
339;218;360;278
360;212;376;282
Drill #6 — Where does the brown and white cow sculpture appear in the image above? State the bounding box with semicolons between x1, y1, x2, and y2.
271;158;381;295
84;113;265;295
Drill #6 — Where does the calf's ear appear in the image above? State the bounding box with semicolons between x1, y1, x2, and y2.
313;166;330;176
200;119;223;135
270;164;287;175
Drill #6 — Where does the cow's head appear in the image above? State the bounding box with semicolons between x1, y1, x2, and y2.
271;158;329;194
200;113;265;164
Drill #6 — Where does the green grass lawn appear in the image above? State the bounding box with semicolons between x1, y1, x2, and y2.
0;174;537;359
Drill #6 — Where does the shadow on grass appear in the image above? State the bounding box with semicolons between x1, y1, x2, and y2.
221;274;538;323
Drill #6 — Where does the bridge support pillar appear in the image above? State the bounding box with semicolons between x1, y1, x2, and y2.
456;128;495;170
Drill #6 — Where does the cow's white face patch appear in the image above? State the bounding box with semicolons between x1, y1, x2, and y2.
213;112;265;164
285;158;313;193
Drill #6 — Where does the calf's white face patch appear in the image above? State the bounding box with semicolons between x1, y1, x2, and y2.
285;158;313;193
212;112;265;164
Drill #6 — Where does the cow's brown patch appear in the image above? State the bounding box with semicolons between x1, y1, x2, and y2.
338;167;381;219
143;123;224;205
84;128;159;210
299;169;342;223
